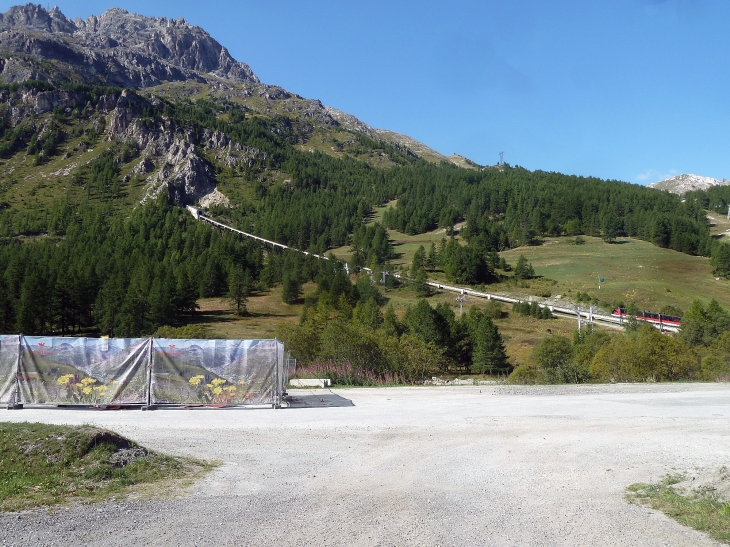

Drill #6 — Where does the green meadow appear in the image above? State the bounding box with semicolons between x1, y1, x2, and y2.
335;200;728;314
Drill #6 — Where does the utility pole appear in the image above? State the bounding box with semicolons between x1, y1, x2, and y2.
456;292;466;316
589;306;595;331
573;305;582;330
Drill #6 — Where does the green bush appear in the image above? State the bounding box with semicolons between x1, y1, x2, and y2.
533;335;573;369
514;255;535;280
573;328;613;368
590;324;700;382
512;301;552;319
700;354;730;382
542;362;591;384
507;364;538;384
484;300;503;319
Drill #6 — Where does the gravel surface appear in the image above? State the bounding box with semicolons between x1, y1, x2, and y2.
1;383;729;546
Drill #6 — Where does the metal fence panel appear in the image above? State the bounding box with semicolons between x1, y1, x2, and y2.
0;335;20;404
151;339;279;405
1;335;283;407
17;337;150;405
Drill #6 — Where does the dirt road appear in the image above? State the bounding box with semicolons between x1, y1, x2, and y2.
1;383;729;546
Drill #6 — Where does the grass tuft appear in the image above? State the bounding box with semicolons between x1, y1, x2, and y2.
0;422;213;511
627;475;730;544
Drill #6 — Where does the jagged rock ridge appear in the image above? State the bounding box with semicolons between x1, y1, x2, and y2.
0;4;259;87
324;106;481;168
0;4;483;207
648;173;730;195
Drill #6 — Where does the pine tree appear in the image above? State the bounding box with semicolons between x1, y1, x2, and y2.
174;266;199;318
382;304;401;337
53;270;73;335
471;315;508;374
427;242;437;271
15;273;41;334
228;265;250;316
602;213;623;243
413;268;431;297
410;245;426;279
282;271;302;304
353;296;383;330
514;255;534;280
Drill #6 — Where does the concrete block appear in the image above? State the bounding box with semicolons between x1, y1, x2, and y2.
289;378;332;388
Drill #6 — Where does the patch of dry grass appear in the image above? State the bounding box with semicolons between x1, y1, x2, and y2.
192;283;316;339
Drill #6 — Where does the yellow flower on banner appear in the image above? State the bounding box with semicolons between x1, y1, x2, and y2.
81;377;97;385
188;375;204;387
224;386;236;393
237;380;246;386
82;387;92;395
57;374;74;386
213;387;223;395
94;385;107;394
211;378;226;386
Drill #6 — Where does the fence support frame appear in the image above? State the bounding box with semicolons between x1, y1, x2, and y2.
7;334;23;409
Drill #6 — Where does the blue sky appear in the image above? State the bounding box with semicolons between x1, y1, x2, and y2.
6;0;729;183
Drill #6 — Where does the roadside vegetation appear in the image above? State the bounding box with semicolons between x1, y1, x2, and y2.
276;261;510;385
0;422;212;511
507;298;730;385
628;474;730;545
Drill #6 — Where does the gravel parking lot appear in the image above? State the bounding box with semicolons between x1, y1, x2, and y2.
1;383;729;546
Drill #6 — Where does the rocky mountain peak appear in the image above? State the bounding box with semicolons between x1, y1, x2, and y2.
0;3;77;33
648;173;730;195
0;4;259;86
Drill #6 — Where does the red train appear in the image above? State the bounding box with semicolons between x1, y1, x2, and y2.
611;308;682;327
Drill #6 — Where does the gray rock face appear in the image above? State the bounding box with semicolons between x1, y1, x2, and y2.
648;174;730;195
0;5;77;33
83;90;267;206
324;106;376;137
0;4;259;87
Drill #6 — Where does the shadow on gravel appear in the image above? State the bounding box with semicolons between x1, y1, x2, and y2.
285;393;355;409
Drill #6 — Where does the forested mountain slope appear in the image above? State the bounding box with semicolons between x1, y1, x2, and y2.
0;4;729;339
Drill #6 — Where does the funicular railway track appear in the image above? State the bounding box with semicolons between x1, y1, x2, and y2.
187;206;680;333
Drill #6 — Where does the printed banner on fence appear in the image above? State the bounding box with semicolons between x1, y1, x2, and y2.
0;335;20;404
151;339;280;405
17;337;151;405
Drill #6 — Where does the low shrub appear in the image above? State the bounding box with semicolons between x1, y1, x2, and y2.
590;324;700;382
701;354;730;382
484;300;503;319
542;362;591;384
506;364;538;384
292;358;405;386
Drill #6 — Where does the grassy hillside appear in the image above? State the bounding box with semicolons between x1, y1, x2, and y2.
501;236;730;312
1;79;728;349
187;283;315;340
332;201;730;314
708;212;730;238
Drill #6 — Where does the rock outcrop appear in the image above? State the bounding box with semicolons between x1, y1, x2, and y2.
0;4;259;87
648;174;730;195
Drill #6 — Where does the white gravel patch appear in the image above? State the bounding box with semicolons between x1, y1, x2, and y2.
1;383;729;546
